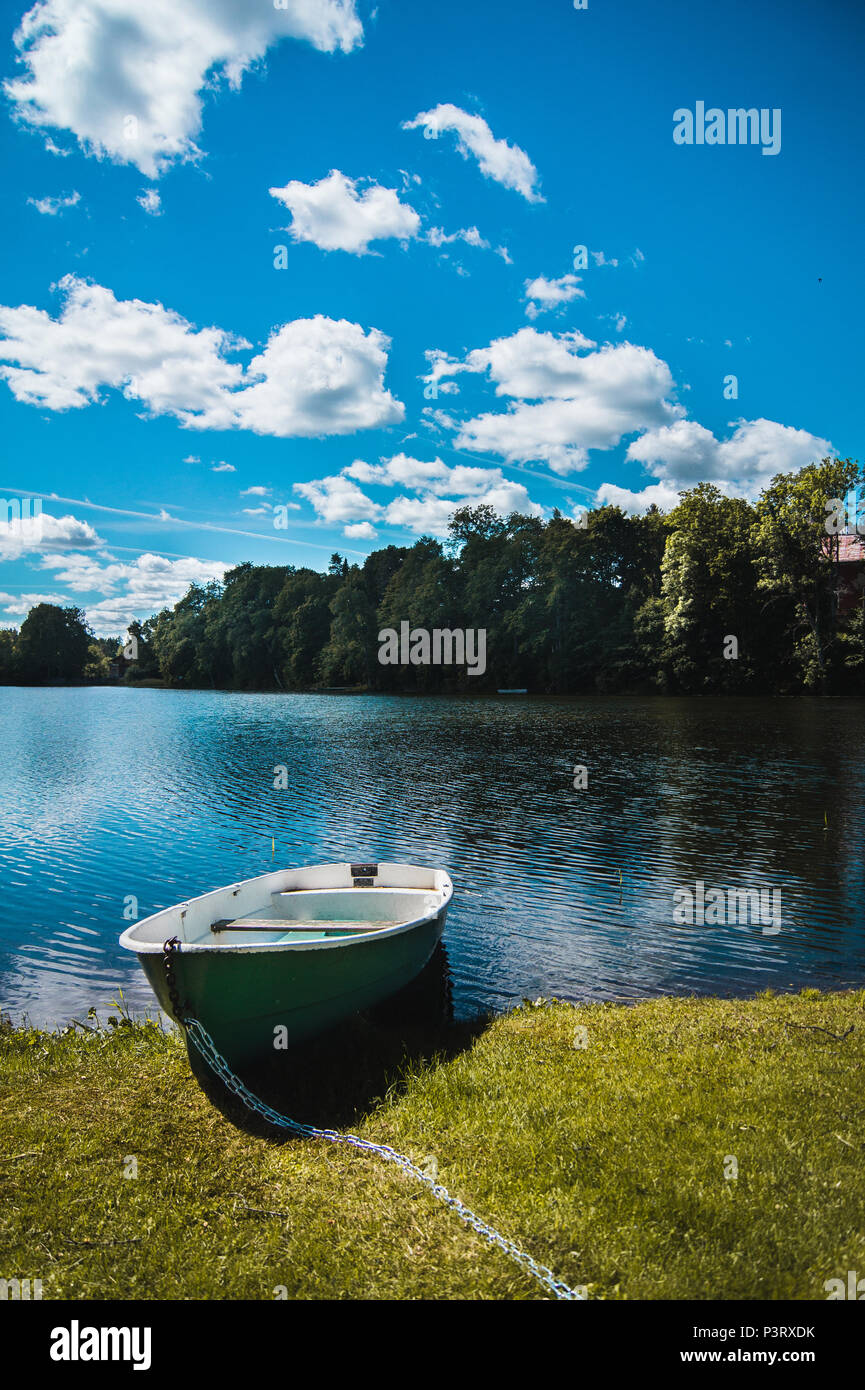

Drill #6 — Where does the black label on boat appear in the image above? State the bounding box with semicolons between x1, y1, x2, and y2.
351;863;378;878
353;877;375;887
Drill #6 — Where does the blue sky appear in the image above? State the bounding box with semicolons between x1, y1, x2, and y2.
0;0;862;635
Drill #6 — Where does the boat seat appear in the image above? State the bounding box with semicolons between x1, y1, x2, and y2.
210;917;393;935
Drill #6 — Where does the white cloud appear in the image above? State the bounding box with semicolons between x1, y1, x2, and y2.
422;406;460;434
347;452;532;503
460;327;601;398
269;170;420;254
456;403;601;475
6;0;364;178
427;225;489;250
293;475;382;526
625;419;720;483
240;485;270;497
422;349;470;393
0;276;403;437
38;550;228;634
624;417;834;499
199;315;403;436
381;477;541;537
137;188;161;215
424;327;600;401
211;461;234;472
298;453;542;538
594;417;834;513
382;495;459;535
594;481;682;514
344;521;378;539
27;190;80;215
402;103;543;202
524;273;585;319
427;327;679;475
0;275;246;413
597;311;628;335
0;510;101;560
710;418;833;488
591;251;618;268
0;589;69;618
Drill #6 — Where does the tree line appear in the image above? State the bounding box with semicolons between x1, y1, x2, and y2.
0;603;120;684
1;458;862;695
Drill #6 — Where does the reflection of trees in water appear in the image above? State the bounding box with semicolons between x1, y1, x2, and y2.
4;685;865;1029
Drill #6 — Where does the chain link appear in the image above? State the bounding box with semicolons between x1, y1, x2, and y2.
180;1014;585;1301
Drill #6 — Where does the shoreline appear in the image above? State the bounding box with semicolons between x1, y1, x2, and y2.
3;988;863;1300
1;681;861;701
6;968;865;1039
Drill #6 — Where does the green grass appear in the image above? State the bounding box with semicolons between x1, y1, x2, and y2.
1;989;864;1300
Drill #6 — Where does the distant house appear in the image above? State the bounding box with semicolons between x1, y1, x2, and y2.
834;534;865;614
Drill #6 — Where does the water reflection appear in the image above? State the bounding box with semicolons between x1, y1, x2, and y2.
1;688;863;1027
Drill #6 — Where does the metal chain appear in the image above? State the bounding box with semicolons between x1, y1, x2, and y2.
176;1008;585;1301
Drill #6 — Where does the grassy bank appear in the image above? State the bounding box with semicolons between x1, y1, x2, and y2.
2;989;863;1300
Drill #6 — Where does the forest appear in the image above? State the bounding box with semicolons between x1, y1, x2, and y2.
2;458;863;695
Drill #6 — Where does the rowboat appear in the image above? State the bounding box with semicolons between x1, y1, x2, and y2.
119;861;453;1065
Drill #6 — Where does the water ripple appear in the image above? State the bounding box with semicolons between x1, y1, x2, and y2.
1;688;864;1026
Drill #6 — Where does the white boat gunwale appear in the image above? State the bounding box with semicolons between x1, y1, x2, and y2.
119;861;453;956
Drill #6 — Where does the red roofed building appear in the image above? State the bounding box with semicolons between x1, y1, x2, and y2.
826;533;865;614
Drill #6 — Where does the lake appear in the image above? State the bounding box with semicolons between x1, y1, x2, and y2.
1;687;864;1027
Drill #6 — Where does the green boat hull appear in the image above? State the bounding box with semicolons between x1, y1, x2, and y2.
140;911;445;1065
